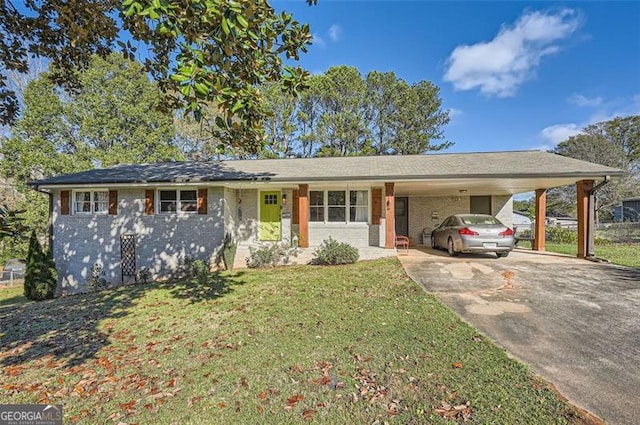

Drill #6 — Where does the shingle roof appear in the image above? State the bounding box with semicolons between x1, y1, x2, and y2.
31;150;624;187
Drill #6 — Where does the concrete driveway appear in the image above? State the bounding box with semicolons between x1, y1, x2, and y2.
399;248;640;425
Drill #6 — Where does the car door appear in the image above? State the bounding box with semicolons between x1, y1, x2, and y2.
436;217;452;247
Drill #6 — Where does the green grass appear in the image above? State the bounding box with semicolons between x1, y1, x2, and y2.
518;241;640;269
0;284;27;308
0;259;589;424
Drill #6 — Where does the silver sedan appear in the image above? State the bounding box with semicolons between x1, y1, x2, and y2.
430;214;515;258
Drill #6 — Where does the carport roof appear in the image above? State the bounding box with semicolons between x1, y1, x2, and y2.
31;150;624;189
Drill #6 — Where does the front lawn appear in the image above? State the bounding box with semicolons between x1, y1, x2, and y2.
0;259;589;424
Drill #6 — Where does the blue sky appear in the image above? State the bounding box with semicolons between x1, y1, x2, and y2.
274;0;640;153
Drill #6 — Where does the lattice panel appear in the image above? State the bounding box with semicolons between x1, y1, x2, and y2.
120;234;137;282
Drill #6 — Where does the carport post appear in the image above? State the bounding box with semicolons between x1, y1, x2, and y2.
576;180;595;258
298;184;309;248
384;183;395;249
533;189;546;251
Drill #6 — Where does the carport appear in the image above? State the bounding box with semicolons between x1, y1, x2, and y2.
382;152;625;258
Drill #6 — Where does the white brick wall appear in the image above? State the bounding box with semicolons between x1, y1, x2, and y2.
52;187;225;293
406;195;513;244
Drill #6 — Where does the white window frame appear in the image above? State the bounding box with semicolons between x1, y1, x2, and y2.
308;189;370;224
72;189;109;215
157;188;198;214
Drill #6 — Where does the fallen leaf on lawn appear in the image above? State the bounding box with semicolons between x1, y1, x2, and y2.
167;378;175;388
302;409;317;421
257;405;264;415
216;402;226;408
120;400;136;411
287;394;304;405
258;391;268;400
452;362;463;368
240;377;248;387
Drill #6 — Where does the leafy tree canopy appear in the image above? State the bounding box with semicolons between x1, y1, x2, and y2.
548;115;640;220
178;65;452;159
0;0;314;154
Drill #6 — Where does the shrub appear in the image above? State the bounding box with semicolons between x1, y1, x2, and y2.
312;237;359;265
23;231;57;300
222;233;237;270
546;227;577;244
180;256;210;282
87;263;110;292
246;243;298;268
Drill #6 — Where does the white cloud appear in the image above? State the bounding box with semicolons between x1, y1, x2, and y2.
312;33;326;49
447;108;464;120
537;123;583;150
567;93;602;107
328;24;342;42
444;9;581;97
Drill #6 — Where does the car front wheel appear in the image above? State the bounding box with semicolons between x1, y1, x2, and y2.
447;238;458;257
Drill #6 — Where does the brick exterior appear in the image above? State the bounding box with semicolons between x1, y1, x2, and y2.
52;187;225;293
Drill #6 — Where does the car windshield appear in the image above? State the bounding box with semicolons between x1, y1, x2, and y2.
460;216;501;225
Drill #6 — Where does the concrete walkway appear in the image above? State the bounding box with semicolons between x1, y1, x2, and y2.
399;247;640;425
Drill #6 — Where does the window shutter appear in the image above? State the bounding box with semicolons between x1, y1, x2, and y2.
60;190;70;215
292;190;299;225
145;190;155;215
197;189;208;215
372;188;382;225
109;190;118;215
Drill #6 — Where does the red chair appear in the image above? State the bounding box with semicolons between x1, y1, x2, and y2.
395;235;410;254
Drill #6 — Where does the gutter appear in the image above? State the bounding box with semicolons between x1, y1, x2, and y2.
34;187;54;252
585;176;611;259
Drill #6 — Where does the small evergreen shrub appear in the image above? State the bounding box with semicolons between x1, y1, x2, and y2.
23;231;57;301
222;233;237;270
246;243;299;268
180;256;210;282
312;237;359;265
87;263;109;292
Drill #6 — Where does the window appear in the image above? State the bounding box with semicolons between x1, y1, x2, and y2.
264;194;278;205
309;189;369;223
350;190;368;222
159;190;198;213
327;191;346;222
74;190;108;214
309;191;324;222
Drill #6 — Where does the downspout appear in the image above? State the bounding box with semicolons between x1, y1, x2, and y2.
586;176;610;259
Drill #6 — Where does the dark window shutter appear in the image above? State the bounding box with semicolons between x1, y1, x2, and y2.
371;188;382;225
197;189;208;215
145;190;155;215
61;190;70;215
292;190;299;225
109;190;118;215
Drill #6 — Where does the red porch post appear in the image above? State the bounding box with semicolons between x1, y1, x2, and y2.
533;189;546;251
385;182;395;249
576;180;594;258
298;184;309;248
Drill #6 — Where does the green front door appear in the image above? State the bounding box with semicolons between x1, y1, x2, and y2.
259;191;281;241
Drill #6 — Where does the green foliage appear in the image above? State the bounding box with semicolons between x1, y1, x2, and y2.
312;237;359;265
550;115;640;220
180;257;210;282
24;231;57;301
222;234;237;271
87;263;110;292
250;66;452;158
246;243;299;268
545;227;577;244
0;0;313;154
0;205;29;242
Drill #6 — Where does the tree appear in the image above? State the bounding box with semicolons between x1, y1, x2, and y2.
549;116;640;221
366;72;451;155
0;0;314;154
24;231;57;301
68;54;181;167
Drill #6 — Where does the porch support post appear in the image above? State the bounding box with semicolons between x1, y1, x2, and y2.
533;189;546;251
384;182;395;249
576;180;594;258
298;184;309;248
